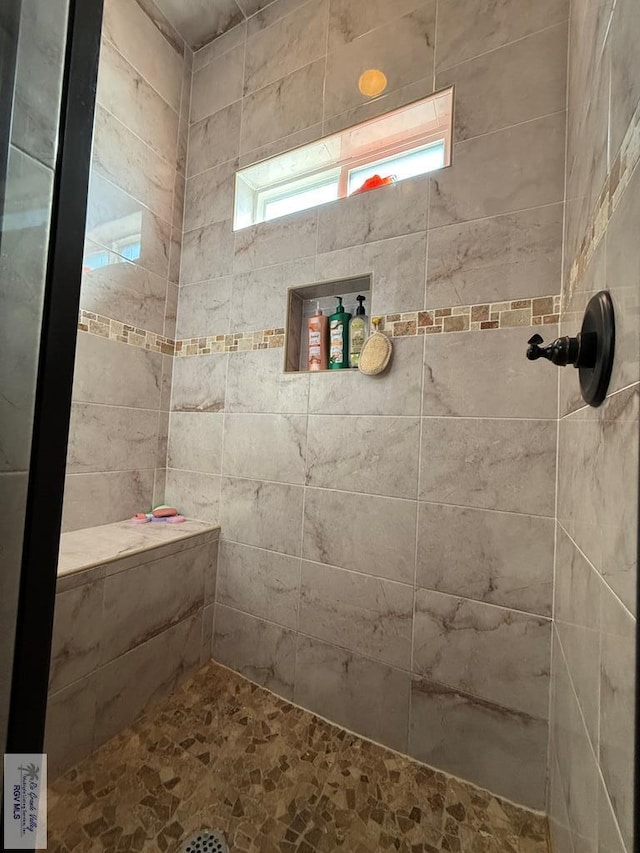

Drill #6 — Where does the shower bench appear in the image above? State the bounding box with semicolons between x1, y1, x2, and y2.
46;518;219;777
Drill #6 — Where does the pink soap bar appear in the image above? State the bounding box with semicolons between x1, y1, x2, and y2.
166;515;186;523
131;515;151;524
152;506;178;518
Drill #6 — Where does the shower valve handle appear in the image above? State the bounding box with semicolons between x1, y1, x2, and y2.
526;333;587;367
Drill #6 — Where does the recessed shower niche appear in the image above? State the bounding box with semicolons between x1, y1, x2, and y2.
284;275;372;373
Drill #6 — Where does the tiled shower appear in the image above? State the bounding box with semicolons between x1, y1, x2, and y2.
1;0;637;850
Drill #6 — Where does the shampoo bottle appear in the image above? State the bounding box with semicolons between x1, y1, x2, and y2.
329;296;351;369
307;302;328;371
349;295;368;367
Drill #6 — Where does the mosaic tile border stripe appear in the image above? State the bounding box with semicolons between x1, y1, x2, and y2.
569;96;640;293
78;310;175;355
78;295;561;358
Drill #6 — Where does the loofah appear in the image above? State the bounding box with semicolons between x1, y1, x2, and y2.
358;317;393;375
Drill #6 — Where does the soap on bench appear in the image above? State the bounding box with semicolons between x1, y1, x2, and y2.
152;506;178;518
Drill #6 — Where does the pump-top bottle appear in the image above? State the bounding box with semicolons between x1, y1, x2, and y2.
329;296;351;369
349;295;368;367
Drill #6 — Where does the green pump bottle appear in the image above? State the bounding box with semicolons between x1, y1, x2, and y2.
328;296;351;369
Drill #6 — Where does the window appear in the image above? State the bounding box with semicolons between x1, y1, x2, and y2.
234;87;453;230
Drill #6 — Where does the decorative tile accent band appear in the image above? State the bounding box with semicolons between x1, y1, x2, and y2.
78;295;561;358
569;96;640;295
78;310;175;355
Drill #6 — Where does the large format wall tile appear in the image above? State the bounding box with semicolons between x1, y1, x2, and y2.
219;477;304;555
244;0;328;95
231;258;316;331
67;404;158;475
165;469;221;522
609;0;640;156
303;487;417;583
429;113;565;228
45;676;97;779
315;232;427;316
413;589;551;718
327;0;424;51
409;680;547;809
426;203;563;308
62;470;154;532
234;210;317;273
222;413;307;484
417;503;554;616
49;580;104;693
295;635;411;753
184;160;239;232
177;278;232;338
225;349;309;413
423;326;558;419
420;417;557;515
171;354;227;412
309;337;424;416
240;59;325;153
217;540;300;629
299;561;413;668
213;605;296;698
92;107;175;224
324;2;435;119
437;24;567;142
436;0;568;72
306;415;420;499
182;220;235;283
191;44;244;124
188;101;242;177
168;412;224;473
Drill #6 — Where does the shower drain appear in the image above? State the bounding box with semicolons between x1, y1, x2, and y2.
179;830;229;853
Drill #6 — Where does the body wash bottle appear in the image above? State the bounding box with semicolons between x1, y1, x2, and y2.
349;295;368;367
329;296;351;369
307;302;328;371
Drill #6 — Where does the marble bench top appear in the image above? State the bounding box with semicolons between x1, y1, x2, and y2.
58;519;220;578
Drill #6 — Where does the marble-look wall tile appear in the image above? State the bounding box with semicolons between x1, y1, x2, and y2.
213;604;296;699
239;123;324;169
45;676;97;779
240;59;325;153
92;107;175;223
409;679;547;809
324;2;435;119
419;417;557;515
216;540;300;629
426;203;563;307
557;386;638;614
50;580;104;693
295;635;411;752
597;773;627;853
177;279;232;338
306;415;420;499
201;603;215;664
548;748;575;853
93;614;202;747
245;0;313;36
62;470;154;532
315;232;427;316
327;0;423;51
599;583;636;850
417;503;554;616
71;335;162;410
168;412;224;473
171;353;227;412
81;241;167;334
164;282;179;338
100;544;211;661
222;413;307;484
165;469;222;522
551;633;599;852
300;561;413;668
0;148;52;473
154;0;243;50
85;173;171;281
160;355;174;411
309;337;424;417
184;160;239;232
302;487;416;584
67;403;158;475
97;38;179;166
182;220;235;284
429;113;566;228
413;589;551;718
423;326;558;419
219;476;304;555
193;21;246;71
233;210;317;273
231;258;316;331
244;0;328;95
188;101;242;177
317;176;428;253
437;23;567;142
554;525;601;746
191;44;244;124
435;0;569;72
102;0;183;111
225;349;309;413
605;165;640;395
609;0;640;156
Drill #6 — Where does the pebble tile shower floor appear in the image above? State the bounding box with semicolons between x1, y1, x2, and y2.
46;663;550;852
